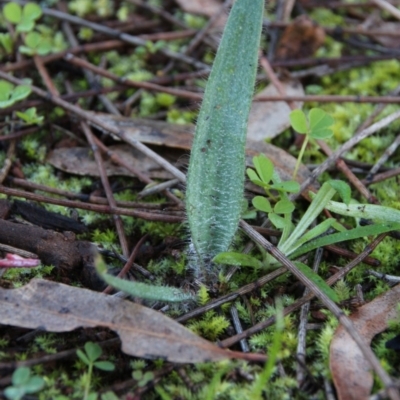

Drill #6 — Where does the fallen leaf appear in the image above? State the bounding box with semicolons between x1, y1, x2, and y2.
174;0;224;18
330;284;400;400
47;144;174;179
275;15;325;60
366;20;400;48
248;80;304;140
48;114;313;188
0;279;232;363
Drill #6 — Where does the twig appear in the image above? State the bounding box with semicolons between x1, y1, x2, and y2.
0;186;185;222
184;0;231;55
230;305;249;353
8;177;180;210
254;94;400;104
362;166;400;185
103;234;149;294
176;267;287;323
371;0;400;21
366;133;400;182
81;122;129;256
296;248;323;385
63;53;202;101
368;270;400;283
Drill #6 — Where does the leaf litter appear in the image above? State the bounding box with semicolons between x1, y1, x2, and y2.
0;279;253;364
0;0;400;398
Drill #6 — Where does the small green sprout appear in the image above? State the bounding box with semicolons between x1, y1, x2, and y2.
132;370;154;387
0;33;13;55
289;108;335;179
247;154;299;249
247;154;299;230
76;342;115;400
3;2;42;33
19;31;53;55
16;107;43;125
4;366;45;400
0;80;31;108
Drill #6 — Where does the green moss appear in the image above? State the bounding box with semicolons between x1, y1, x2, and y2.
187;311;230;341
3;264;54;287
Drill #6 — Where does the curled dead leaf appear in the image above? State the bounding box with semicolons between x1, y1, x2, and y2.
0;279;234;363
330;284;400;400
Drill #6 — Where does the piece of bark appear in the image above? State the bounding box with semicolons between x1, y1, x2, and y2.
12;200;87;233
0;219;100;289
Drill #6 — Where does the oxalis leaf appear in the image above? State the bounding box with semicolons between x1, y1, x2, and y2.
186;0;264;269
294;262;339;303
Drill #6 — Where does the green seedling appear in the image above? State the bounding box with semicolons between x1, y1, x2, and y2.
0;33;13;55
76;342;115;400
247;154;299;244
215;169;400;301
132;370;154;387
16;107;43;125
289;108;335;179
4;366;45;400
186;0;264;274
0;80;31;108
3;2;42;32
19;31;53;55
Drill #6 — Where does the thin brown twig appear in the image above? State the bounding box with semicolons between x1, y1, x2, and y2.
8;177;180;210
0;185;185;222
184;0;231;55
266;20;400;38
253;94;400;104
103;234;149;294
63;53;202;101
81;122;129;257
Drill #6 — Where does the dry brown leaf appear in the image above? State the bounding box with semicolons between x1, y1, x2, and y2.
47;145;174;179
174;0;222;18
0;279;234;363
275;15;325;60
330;284;400;400
48;114;313;187
368;21;400;48
248;80;304;140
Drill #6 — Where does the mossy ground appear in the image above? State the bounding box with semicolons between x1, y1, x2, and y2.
0;1;400;399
